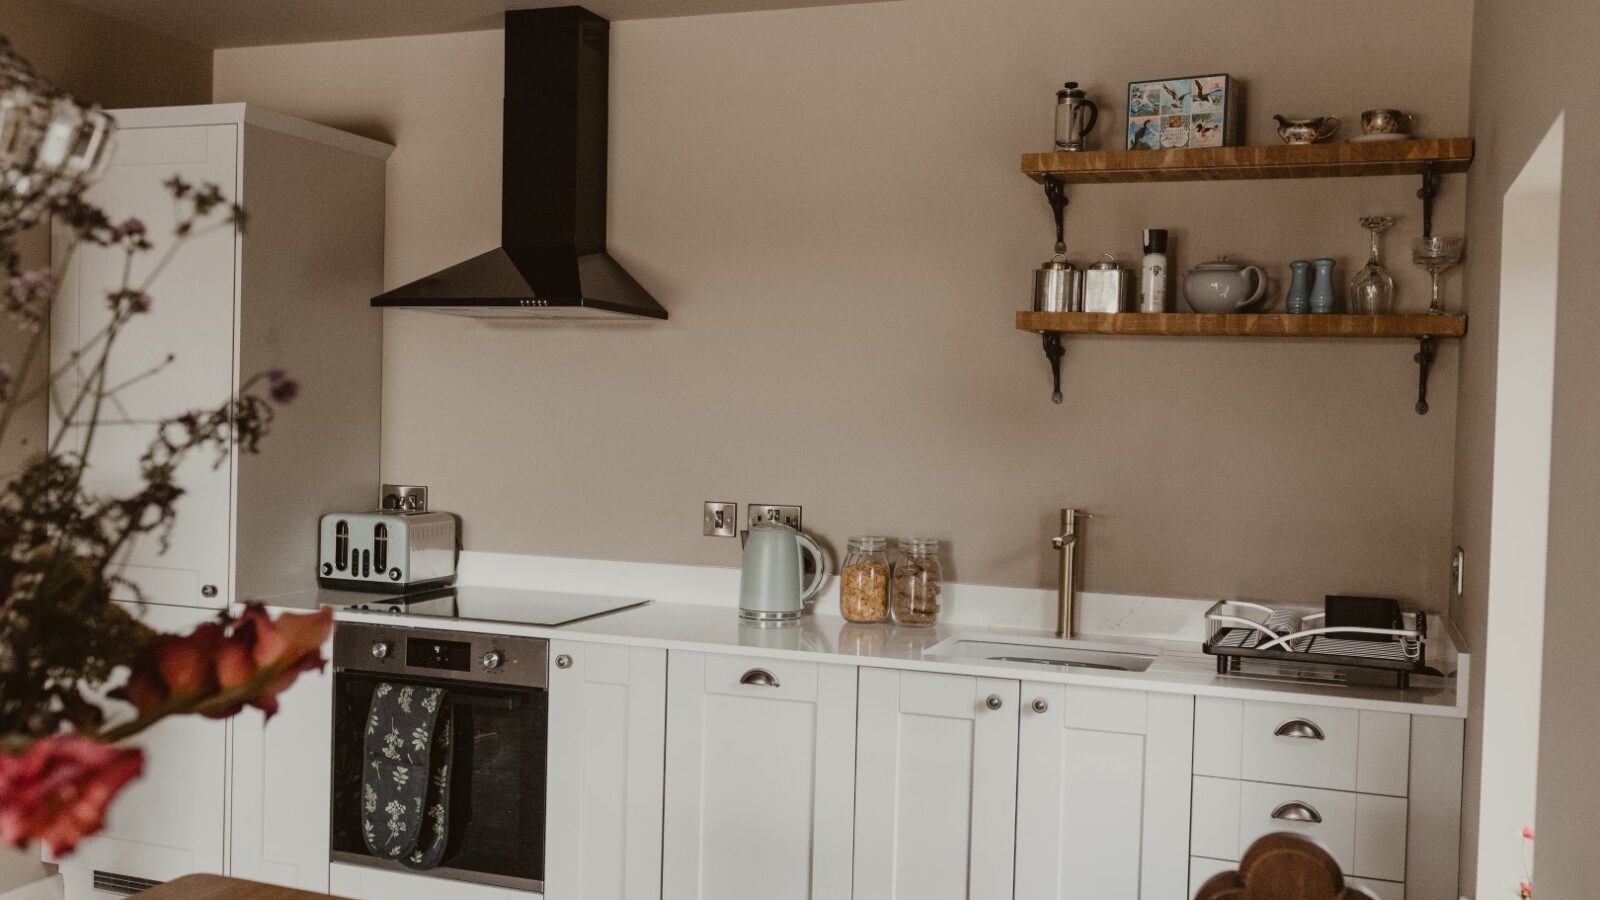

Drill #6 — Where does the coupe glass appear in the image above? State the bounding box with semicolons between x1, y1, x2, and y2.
1348;216;1396;314
1412;236;1465;314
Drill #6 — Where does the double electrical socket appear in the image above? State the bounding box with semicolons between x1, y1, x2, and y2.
702;502;802;537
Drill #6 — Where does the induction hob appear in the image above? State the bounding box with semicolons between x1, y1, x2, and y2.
321;584;650;627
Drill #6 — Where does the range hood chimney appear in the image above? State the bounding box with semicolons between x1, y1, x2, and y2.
373;6;666;319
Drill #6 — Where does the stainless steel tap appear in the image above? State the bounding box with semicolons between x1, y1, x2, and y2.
1052;509;1091;639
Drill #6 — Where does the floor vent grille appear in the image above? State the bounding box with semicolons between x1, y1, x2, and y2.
92;871;164;896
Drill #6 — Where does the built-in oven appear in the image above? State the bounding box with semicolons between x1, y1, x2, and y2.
330;622;549;892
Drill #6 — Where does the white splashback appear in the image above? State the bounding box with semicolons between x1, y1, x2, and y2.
457;551;1216;643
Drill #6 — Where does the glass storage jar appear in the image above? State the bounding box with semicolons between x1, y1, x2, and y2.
892;538;943;626
839;535;891;623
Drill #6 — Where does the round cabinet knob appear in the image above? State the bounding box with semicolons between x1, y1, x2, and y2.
201;584;218;599
370;641;391;660
481;651;503;670
1032;698;1049;714
985;694;1004;711
555;654;573;670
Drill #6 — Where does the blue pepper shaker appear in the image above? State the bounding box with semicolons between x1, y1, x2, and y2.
1285;260;1312;314
1309;258;1338;314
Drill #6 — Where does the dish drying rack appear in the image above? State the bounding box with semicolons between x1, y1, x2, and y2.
1203;600;1428;689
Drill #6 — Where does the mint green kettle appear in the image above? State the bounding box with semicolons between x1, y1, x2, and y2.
739;522;827;622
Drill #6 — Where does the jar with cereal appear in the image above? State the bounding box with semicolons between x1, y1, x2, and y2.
892;538;942;626
839;535;891;624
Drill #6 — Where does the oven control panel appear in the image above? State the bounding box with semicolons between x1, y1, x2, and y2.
334;622;548;689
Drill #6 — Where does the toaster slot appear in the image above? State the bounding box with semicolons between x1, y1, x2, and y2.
335;520;349;572
374;523;388;573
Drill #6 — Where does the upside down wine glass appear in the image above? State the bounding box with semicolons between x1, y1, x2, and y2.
1348;216;1396;314
1412;235;1464;314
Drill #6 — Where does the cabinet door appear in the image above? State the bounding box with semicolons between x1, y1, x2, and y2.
227;613;333;891
662;652;857;900
53;603;228;895
50;122;239;609
853;668;1020;900
545;641;666;900
1014;684;1193;900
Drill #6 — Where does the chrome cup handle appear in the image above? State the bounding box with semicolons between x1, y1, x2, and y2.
1274;718;1327;741
739;668;780;688
1271;801;1323;824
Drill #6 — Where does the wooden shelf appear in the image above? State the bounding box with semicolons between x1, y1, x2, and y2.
1015;312;1468;339
1020;138;1473;184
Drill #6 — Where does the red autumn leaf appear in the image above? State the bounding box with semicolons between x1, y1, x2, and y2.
0;736;144;855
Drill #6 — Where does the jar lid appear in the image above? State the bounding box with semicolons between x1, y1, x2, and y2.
1040;255;1076;271
848;535;887;551
899;538;940;554
1090;252;1122;270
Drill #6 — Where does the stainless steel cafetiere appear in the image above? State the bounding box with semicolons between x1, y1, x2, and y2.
1054;81;1099;151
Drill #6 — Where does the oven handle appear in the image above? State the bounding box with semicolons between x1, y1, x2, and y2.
448;692;523;711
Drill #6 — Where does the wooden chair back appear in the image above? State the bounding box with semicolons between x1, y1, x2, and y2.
1193;832;1378;900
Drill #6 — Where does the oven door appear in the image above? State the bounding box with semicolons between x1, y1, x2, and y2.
330;669;548;892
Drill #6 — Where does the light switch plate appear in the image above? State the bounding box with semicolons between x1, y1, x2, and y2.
748;504;801;531
703;502;737;538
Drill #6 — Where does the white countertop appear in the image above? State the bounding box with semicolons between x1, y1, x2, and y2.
309;593;1464;719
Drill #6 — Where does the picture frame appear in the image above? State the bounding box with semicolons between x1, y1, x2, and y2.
1126;73;1235;151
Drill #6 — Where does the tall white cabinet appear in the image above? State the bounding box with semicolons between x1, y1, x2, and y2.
662;651;858;900
48;104;389;899
545;641;668;900
226;616;335;892
49;103;390;611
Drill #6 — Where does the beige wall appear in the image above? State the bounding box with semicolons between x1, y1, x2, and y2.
1453;0;1600;894
215;0;1471;607
0;2;210;889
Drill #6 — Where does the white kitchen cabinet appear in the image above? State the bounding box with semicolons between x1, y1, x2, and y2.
662;651;857;900
50;103;389;611
1014;683;1194;900
545;641;666;900
226;612;334;891
853;668;1020;900
54;603;228;899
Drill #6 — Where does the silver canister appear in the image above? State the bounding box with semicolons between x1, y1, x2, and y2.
1032;255;1083;313
1082;253;1129;313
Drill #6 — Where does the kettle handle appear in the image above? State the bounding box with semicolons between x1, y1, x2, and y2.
1081;99;1099;137
1236;265;1268;310
795;531;828;603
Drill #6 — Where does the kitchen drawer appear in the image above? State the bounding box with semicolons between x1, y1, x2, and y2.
1189;857;1403;900
1190;776;1407;882
1194;698;1410;795
701;653;819;702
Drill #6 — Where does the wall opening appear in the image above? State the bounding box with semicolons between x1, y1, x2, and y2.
1473;112;1563;899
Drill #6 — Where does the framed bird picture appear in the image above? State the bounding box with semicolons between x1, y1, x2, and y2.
1127;73;1235;150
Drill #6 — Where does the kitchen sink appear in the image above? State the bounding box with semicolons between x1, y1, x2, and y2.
927;637;1156;673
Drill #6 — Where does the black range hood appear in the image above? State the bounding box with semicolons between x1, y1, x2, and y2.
373;6;666;320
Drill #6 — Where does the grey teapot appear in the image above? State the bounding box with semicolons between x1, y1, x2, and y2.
1184;256;1269;313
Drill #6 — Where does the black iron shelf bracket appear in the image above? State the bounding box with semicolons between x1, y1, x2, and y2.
1414;336;1436;415
1042;332;1065;404
1417;162;1440;238
1044;176;1069;254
